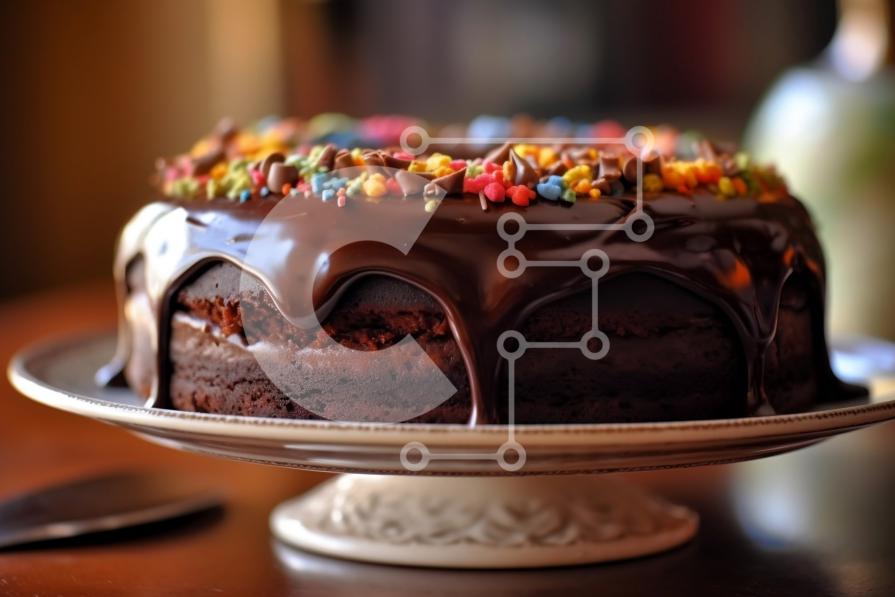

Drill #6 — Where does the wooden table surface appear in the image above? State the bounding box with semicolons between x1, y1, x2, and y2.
1;283;894;596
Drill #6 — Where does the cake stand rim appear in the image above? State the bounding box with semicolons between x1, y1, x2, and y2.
9;330;895;451
12;331;889;567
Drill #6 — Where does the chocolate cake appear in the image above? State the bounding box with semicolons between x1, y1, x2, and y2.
99;115;861;424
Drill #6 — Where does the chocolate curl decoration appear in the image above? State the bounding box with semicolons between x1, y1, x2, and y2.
565;147;595;163
598;153;621;181
424;168;466;198
643;150;663;175
260;152;286;177
395;170;434;197
593;177;612;195
333;149;355;170
621;150;663;183
510;149;539;186
314;144;338;171
544;161;568;177
697;139;738;175
360;150;392;177
522;153;540;170
361;150;386;168
267;162;299;193
484;142;512;164
382;152;413;170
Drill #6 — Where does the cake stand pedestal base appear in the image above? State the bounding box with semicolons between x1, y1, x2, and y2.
270;474;698;569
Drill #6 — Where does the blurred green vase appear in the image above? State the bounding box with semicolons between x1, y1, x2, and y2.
746;0;895;339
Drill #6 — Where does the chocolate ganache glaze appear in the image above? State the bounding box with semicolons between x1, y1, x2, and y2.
100;181;860;424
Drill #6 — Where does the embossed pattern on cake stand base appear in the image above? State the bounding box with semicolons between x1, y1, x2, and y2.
270;475;698;568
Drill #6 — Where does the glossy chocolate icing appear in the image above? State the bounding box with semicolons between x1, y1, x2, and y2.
100;186;858;424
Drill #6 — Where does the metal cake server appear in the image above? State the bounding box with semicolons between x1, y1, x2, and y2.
0;470;223;549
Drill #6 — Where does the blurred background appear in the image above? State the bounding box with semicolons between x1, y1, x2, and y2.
0;0;892;337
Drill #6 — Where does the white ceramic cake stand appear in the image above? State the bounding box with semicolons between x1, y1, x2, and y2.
9;332;895;569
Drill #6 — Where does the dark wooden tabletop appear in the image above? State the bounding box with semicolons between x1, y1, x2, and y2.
1;283;894;597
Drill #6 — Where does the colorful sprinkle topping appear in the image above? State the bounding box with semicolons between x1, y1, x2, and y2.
157;116;789;208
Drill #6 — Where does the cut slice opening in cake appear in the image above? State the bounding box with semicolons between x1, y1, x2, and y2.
167;262;473;423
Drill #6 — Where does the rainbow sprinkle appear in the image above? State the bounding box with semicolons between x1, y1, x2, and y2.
157;116;789;209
